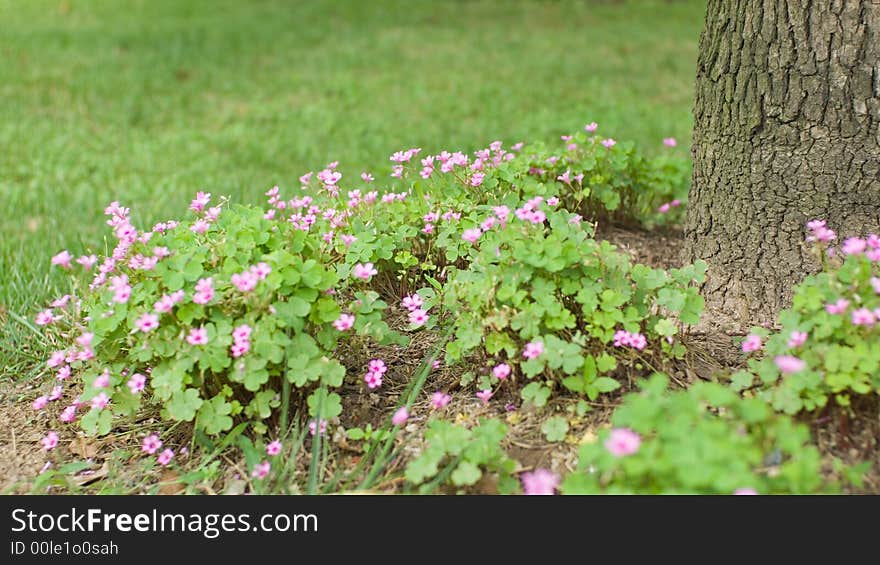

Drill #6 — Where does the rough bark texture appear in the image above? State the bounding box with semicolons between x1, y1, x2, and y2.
686;0;880;332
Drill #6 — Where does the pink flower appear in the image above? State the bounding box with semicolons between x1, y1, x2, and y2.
825;299;850;315
340;234;357;246
51;295;72;308
470;173;485;187
401;294;423;311
806;220;836;243
308;419;328;436
190;219;210;234
48;385;63;401
521;468;559;495
733;488;758;495
601;138;616;148
157;449;175;466
842;237;867;256
142;434;163;454
522;341;544;360
90;392;110;410
231;271;259;292
476;389;493;405
47;350;66;368
364;371;383;389
333;313;355;331
741;334;762;352
56;365;71;381
127;373;146;394
605;428;641;457
391;407;409;426
250;460;271;479
774;355;806;374
153;295;174;313
361;172;374;182
231;342;251;358
35;309;55;326
613;330;647;350
352;262;378;280
584;122;598;133
431;392;451;410
658;203;671;214
462;228;482;244
190;191;211;212
59;405;77;423
94;370;110;388
408;308;429;327
547;197;559;206
186;327;209;345
872;277;880;294
787;331;808;348
492;363;511;380
266;441;282;456
232;324;252;342
851;308;876;326
32;395;49;411
135;313;159;333
51;250;73;269
249;262;271;280
76;254;97;269
663;137;677;147
41;432;59;451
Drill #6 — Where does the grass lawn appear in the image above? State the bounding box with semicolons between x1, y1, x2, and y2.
0;0;705;377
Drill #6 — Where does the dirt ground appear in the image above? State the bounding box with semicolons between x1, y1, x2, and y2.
2;223;877;494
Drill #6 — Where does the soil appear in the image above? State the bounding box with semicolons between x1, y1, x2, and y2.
2;224;877;494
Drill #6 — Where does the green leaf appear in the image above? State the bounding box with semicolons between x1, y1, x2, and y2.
197;395;234;435
450;461;483;486
307;389;342;419
593;377;621;393
521;381;551;407
165;388;204;422
654;318;678;337
541;416;569;442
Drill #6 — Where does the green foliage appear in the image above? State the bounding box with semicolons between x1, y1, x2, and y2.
46;203;400;437
735;242;880;413
562;374;833;494
443;205;704;403
405;418;517;493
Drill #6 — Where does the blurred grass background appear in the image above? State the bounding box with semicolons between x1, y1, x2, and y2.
0;0;706;376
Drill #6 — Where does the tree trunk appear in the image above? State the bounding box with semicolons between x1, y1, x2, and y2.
685;0;880;333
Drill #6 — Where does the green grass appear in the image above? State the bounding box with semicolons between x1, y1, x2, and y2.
0;0;705;378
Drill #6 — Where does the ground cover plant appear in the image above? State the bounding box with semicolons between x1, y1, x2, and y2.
2;0;877;495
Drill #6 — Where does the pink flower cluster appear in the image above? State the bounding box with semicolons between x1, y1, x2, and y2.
308;419;328;436
840;234;880;260
605;428;641;457
521;468;559;495
231;263;271;293
613;330;647;350
364;358;387;389
193;277;215;305
806;219;836;243
154;289;185;313
401;293;429;327
231;324;252;358
741;334;762;352
333;313;355;331
514;196;546;225
657;199;683;214
352;262;378;281
522;341;544;359
430;391;451;410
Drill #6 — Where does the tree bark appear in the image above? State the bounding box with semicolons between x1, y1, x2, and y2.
686;0;880;332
